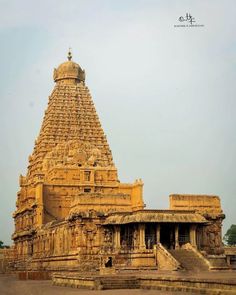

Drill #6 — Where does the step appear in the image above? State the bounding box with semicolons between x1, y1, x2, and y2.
168;249;209;271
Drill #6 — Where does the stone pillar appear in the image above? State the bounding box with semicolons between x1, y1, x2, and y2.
138;224;146;250
77;223;85;254
114;225;121;250
156;224;160;244
190;224;197;248
133;226;139;249
27;240;32;256
35;182;44;226
67;228;70;251
175;224;179;249
226;255;231;267
64;229;68;253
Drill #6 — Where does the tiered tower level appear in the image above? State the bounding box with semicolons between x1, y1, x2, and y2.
13;53;144;250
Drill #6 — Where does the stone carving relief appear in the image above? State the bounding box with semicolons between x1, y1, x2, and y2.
42;140;103;171
101;228;113;254
204;218;224;255
104;228;113;245
82;222;97;254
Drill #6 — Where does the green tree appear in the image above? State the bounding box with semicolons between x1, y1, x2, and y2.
224;224;236;246
0;241;10;249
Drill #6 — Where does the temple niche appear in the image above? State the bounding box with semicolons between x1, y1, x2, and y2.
12;51;227;275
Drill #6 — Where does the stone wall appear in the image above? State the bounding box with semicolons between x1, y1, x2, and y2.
169;194;222;215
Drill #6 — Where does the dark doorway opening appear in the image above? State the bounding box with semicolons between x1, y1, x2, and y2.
179;224;190;246
120;225;134;251
160;224;175;249
145;223;156;249
105;257;112;267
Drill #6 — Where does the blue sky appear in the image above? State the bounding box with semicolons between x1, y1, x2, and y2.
0;0;236;244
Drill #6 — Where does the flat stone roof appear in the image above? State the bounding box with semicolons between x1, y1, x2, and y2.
104;210;207;224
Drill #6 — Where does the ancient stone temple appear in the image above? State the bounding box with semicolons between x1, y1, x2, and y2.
12;52;227;274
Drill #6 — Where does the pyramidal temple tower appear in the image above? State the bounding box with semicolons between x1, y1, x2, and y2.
28;50;113;180
12;52;144;268
12;52;225;275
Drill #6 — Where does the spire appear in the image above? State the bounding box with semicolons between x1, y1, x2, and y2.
53;50;85;83
67;48;72;61
27;56;114;181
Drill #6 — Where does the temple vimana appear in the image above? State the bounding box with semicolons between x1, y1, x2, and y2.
12;51;227;274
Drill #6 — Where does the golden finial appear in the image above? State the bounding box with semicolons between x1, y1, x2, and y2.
67;48;72;61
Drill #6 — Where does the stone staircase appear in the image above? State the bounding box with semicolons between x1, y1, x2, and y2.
53;272;236;293
53;273;140;289
98;276;139;289
116;266;158;272
168;249;209;271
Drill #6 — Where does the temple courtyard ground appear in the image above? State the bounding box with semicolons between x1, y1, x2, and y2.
0;274;190;295
1;271;236;295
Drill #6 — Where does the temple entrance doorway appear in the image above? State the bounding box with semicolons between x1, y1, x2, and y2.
179;224;190;246
160;224;175;249
120;224;134;251
145;223;156;249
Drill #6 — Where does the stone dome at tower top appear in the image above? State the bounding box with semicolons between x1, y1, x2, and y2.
53;50;85;82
